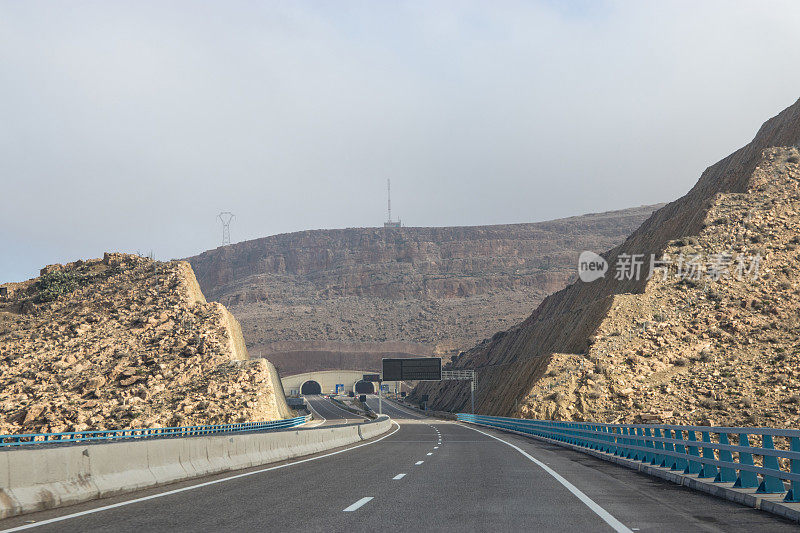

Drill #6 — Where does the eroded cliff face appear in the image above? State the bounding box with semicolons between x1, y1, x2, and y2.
187;207;661;373
412;97;800;422
0;253;291;435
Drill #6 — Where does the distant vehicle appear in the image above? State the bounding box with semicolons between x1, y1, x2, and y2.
358;394;367;402
348;391;355;397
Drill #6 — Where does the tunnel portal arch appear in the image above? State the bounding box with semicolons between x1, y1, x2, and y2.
300;380;322;395
354;380;375;394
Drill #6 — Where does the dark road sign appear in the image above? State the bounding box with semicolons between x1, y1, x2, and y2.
382;357;442;381
362;373;381;382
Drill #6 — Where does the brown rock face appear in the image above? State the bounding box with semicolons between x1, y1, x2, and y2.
0;253;291;435
186;207;661;373
412;97;800;427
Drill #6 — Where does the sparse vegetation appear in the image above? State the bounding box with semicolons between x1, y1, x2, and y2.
35;270;79;302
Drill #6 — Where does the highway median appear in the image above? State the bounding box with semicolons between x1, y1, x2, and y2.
0;415;391;519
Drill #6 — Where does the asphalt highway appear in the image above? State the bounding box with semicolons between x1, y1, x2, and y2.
303;395;368;426
0;395;795;532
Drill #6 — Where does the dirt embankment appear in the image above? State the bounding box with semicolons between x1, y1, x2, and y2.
0;253;291;435
411;97;800;424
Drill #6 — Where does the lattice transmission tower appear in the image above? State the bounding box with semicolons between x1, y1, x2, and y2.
218;212;234;246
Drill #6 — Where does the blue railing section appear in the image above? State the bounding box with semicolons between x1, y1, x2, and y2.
0;414;312;448
458;413;800;503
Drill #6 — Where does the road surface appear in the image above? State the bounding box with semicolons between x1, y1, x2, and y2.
303;394;368;426
0;396;795;532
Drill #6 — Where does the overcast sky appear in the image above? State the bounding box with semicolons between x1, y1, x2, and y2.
3;1;800;282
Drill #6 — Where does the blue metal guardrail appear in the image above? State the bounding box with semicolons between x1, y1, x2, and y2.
0;414;312;448
457;413;800;503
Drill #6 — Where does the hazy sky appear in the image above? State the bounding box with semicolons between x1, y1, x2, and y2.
3;1;800;282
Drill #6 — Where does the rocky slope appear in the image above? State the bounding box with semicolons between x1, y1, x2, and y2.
0;253;291;435
412;97;800;429
518;146;800;428
187;206;661;374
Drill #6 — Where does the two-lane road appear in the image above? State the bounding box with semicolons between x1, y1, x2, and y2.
303;395;368;426
1;401;796;532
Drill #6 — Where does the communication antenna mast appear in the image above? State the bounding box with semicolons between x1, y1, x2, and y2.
384;179;401;228
218;212;234;246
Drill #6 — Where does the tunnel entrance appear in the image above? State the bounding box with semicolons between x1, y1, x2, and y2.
354;380;375;394
301;380;322;395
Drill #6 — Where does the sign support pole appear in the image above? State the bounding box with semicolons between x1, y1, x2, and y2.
471;378;475;414
378;379;382;415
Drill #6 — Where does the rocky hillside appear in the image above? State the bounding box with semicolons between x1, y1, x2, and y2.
0;253;291;435
187;207;661;374
412;97;800;429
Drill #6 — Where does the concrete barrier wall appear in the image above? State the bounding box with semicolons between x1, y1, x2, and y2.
0;416;391;519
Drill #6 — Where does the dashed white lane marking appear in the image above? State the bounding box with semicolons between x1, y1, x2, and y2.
343;497;373;512
434;446;439;449
461;424;633;533
392;473;406;480
426;452;433;456
0;422;402;532
415;461;424;465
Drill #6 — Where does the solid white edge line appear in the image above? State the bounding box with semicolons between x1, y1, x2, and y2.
380;399;425;419
392;473;406;480
324;396;368;421
304;397;327;427
310;395;349;423
415;461;424;465
342;497;373;512
0;421;402;532
460;424;632;533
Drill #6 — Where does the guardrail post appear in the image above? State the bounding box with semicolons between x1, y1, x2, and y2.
652;428;664;466
714;432;737;483
625;427;635;459
757;434;787;494
662;428;676;468
685;430;702;474
612;427;622;457
606;426;617;455
699;431;718;478
674;429;689;472
643;427;655;464
636;428;647;463
604;426;613;454
784;437;800;502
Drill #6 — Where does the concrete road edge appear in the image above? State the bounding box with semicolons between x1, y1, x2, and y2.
0;416;391;519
